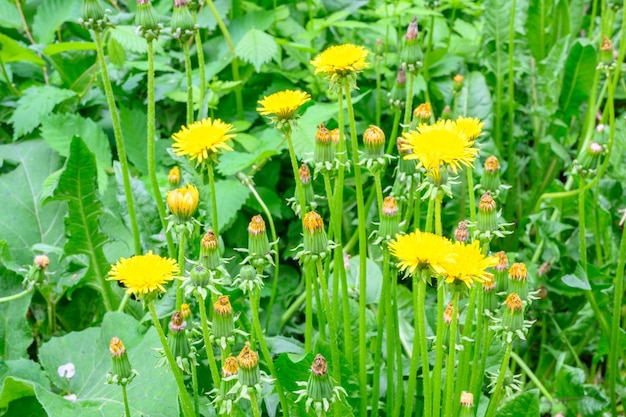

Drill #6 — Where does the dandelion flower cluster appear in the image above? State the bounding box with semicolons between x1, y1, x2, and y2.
108;251;179;297
311;44;369;81
172;118;235;164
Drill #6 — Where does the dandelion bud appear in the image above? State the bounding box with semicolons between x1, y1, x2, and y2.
181;303;191;319
299;163;315;206
330;128;340;145
190;264;210;287
363;125;386;158
509;262;528;300
80;0;106;30
482;273;497;311
454;221;469;243
600;36;614;65
453;74;464;93
167;184;199;223
413;102;431;124
314;123;335;165
379;196;400;239
109;337;133;382
459;391;474;417
308;354;334;403
374;38;384;56
303;211;328;257
442;301;455;347
168;311;190;360
248;215;271;262
200;229;222;270
135;0;161;40
168;166;181;188
481;156;501;191
502;293;524;334
212;295;234;341
171;0;195;41
477;192;497;233
35;254;50;270
493;251;509;293
401;17;423;72
441;105;452;120
237;342;260;387
578;142;603;170
389;66;407;109
396;137;417;174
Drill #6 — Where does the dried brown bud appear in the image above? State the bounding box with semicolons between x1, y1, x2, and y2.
316;123;331;144
484;156;500;172
454;220;468;242
505;293;523;312
214;295;233;316
248;215;267;236
311;354;328;376
299;163;311;184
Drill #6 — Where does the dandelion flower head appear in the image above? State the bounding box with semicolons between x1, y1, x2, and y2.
257;90;311;121
108;251;179;297
388;230;454;276
454;116;484;140
310;44;370;80
440;241;498;287
172;118;235;164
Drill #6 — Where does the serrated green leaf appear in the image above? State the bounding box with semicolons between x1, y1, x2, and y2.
497;389;540;417
234;28;278;72
0;140;66;266
49;137;117;305
559;40;597;119
106;36;126;67
32;0;81;45
110;26;147;54
43;42;96;56
40;113;112;193
0;0;20;29
0;268;34;360
0;33;44;65
9;85;76;140
207;179;251;231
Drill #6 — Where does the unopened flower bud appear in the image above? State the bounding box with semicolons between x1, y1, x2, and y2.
212;295;234;340
219;356;239;406
168;311;190;360
308;354;334;402
477;192;497;232
303;211;328;257
459;391;474;417
600;36;614;65
248;215;271;261
314;124;335;166
389;66;407;109
374;38;384;56
35;254;50;270
482;273;497;311
502;293;524;334
509;262;528;300
80;0;106;29
453;74;464;93
379;196;400;239
171;0;195;41
330;128;340;145
299;163;315;206
135;0;161;40
168;166;181;188
413;102;431;124
237;342;260;387
402;17;423;72
190;264;210;287
494;251;509;293
442;301;455;347
454;221;469;242
167;184;199;223
109;337;133;382
406;17;418;41
396;137;417;174
481;156;501;191
441;105;452;120
363;125;385;158
181;303;191;319
200;229;221;270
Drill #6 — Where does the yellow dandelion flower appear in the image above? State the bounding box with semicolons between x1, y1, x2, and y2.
401;120;478;182
440;241;498;287
454;116;484;140
257;90;311;121
310;44;370;78
388;230;454;276
108;251;179;297
167;183;199;221
171;118;235;164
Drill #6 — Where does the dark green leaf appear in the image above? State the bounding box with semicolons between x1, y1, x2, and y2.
497;389;540;417
0;268;33;360
558;40;597;119
9;86;76;139
207;179;251;232
561;262;591;291
32;0;81;45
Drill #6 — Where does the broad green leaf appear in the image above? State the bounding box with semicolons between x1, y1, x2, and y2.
346;255;383;304
0;359;50;406
40;113;112;193
497;389;540;417
207;179;251;232
0;140;66;266
558;40;597;119
235;28;278;72
526;0;552;61
0;267;34;360
109;26;148;54
561;262;591;291
32;0;81;45
106;36;126;67
217;130;281;176
0;33;44;65
48;137;118;306
35;312;177;416
119;105;149;175
9;85;76;140
483;0;511;44
0;0;20;29
457;71;493;131
43;42;96;56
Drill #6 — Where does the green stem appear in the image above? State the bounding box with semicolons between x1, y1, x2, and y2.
466;168;476;223
418;278;433;417
374;171;384;219
473;328;493;408
453;285;478;416
313;264;327;343
121;384;131;417
468;288;485;399
402;72;415;133
435;189;443;236
0;289;32;303
249;289;290;417
191;358;199;417
249;390;262;417
404;274;421;417
192;12;206;118
443;291;459;417
383;249;395;417
204;0;243;119
609;211;626;414
376;59;382;126
392;265;404;417
207;162;219;236
509;352;557;407
183;42;194;125
372;254;387;416
117;293;130;312
194;291;221;389
505;0;517;199
315;260;342;384
146;41;175;258
148;301;195;417
176;232;187;311
0;57;20;96
385;108;401;155
305;263;313;353
578;176;588;270
94;32;142;256
431;188;444;417
285;129;307;217
344;80;368;416
484;342;513;417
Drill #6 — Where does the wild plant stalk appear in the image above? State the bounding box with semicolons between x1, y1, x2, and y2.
146;41;175;258
315;260;342;384
175;233;186;310
147;301;196;417
383;249;395;417
182;41;194;125
442;291;460;417
191;361;199;416
313;267;327;343
391;263;404;417
93;32;142;256
453;285;478;416
191;11;206;116
249;390;262;417
484;341;513;417
121;385;131;417
468;289;484;397
206;162;220;235
304;261;313;353
431;189;445;417
509;352;557;408
371;171;385;416
402;72;414;132
194;291;222;389
343;79;369;415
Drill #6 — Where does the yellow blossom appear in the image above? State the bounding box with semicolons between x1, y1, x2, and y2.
167;183;199;221
171;118;235;164
454;116;484;140
311;44;369;79
388;230;454;276
440;241;498;287
108;251;179;297
257;90;311;121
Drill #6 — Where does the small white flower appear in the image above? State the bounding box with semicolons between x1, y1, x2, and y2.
63;394;77;402
57;363;76;379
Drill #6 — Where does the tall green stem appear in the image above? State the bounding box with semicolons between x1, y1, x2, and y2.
443;291;459;417
468;288;485;399
431;189;445;417
148;301;196;417
305;262;313;353
285;129;307;216
175;232;186;311
249;289;290;417
94;32;142;255
121;384;131;417
383;249;395;417
509;351;557;407
419;277;433;417
404;274;421;417
315;260;342;384
146;41;175;258
183;42;194;125
466;168;476;223
484;342;513;417
207;162;219;235
191;359;199;416
249;390;262;417
344;80;369;416
194;291;221;389
205;0;243;119
453;285;477;416
192;12;206;117
402;72;415;133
